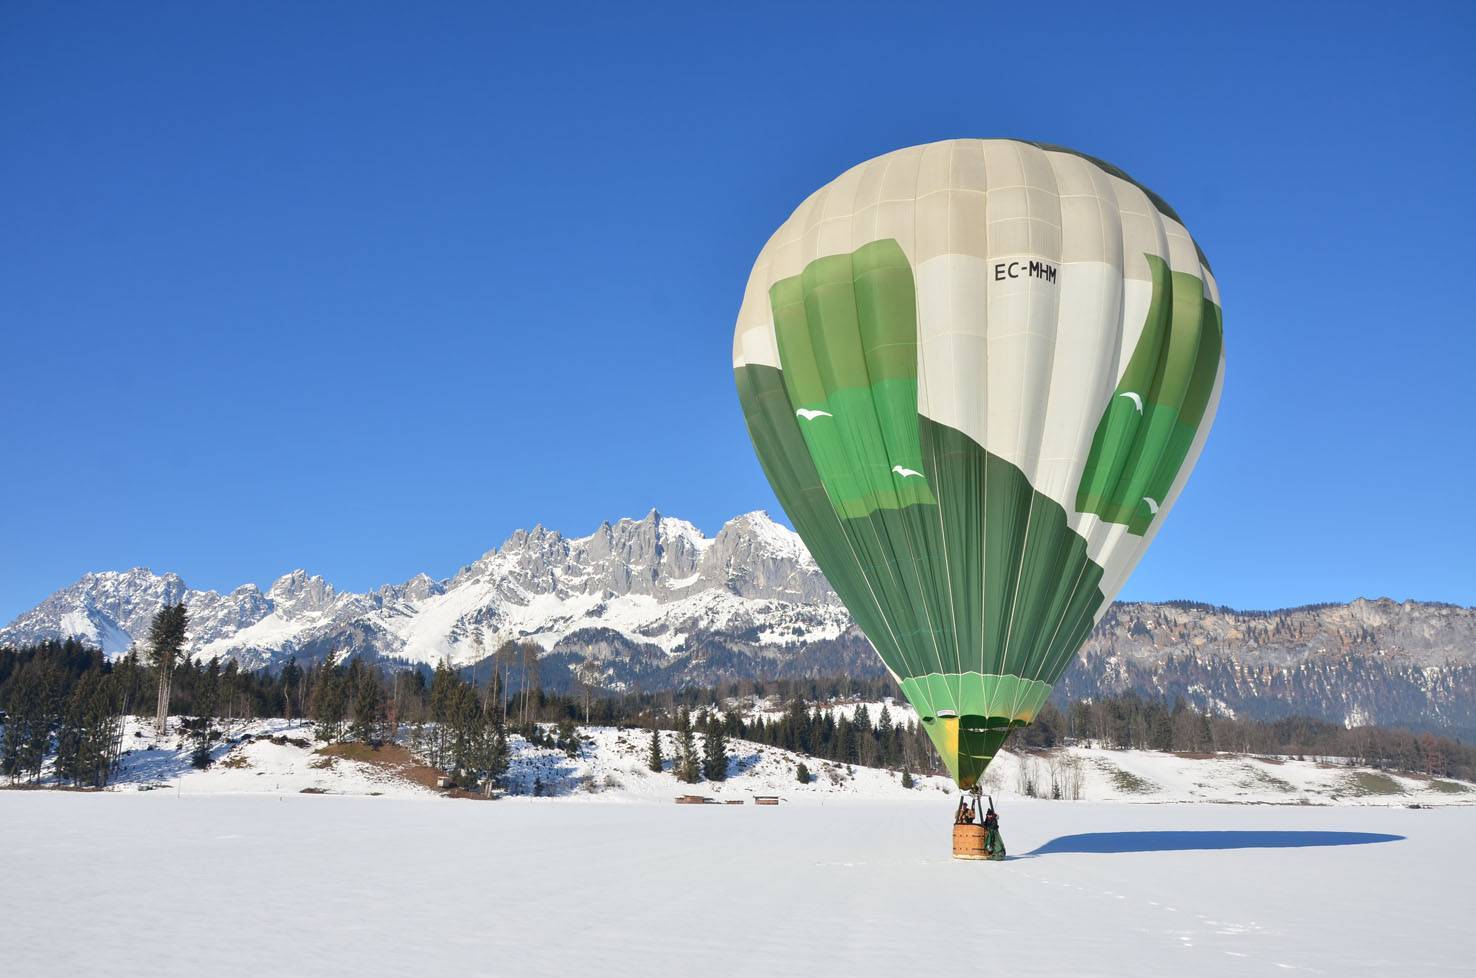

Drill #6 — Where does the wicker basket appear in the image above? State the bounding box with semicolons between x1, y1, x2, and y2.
952;822;989;860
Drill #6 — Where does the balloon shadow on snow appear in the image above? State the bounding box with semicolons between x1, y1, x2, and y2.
1024;830;1404;856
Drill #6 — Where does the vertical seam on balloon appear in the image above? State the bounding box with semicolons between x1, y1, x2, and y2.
770;255;911;688
867;143;938;705
1073;183;1128;549
1022;159;1130;711
1080;184;1153;565
995;139;1031;719
1032;554;1095;700
930;139;964;716
858;151;942;693
975;142;1000;720
1038;168;1129;692
1003;143;1066;726
807;165;930;703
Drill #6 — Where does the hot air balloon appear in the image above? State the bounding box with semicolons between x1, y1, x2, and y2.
733;140;1223;833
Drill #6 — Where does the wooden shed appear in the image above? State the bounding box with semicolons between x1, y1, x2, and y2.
753;795;780;806
675;794;711;805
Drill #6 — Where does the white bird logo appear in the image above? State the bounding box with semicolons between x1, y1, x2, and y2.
1142;496;1160;515
795;408;833;421
892;465;924;479
1119;391;1144;413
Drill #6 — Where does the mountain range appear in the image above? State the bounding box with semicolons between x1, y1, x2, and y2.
4;510;1473;735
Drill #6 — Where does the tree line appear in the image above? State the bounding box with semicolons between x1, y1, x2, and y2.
0;640;128;786
4;627;1474;787
1011;692;1475;780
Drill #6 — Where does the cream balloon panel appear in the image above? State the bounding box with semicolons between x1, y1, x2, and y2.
733;139;1215;518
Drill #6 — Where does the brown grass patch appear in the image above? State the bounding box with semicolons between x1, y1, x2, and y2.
1429;779;1472;794
317;742;451;794
444;787;496;800
1342;771;1405;796
219;753;251;769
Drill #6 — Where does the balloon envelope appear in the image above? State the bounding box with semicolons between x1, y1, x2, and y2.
733;139;1223;787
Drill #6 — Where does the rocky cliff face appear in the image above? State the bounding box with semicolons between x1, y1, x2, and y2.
1085;600;1476;669
1058;599;1476;736
3;512;1472;734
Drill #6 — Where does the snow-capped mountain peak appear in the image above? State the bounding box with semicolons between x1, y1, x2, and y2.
0;511;850;676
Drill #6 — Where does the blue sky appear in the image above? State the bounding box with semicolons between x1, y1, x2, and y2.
2;1;1472;621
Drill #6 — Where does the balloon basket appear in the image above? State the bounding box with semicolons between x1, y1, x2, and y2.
952;823;989;860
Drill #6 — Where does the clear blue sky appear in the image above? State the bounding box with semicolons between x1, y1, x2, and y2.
2;1;1472;622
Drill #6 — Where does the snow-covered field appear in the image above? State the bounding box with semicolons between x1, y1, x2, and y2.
1;791;1467;977
8;718;1471;974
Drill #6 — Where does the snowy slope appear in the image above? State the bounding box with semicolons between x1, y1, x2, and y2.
65;716;1476;808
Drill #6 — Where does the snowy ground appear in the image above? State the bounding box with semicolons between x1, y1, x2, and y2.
80;717;1476;807
0;792;1467;977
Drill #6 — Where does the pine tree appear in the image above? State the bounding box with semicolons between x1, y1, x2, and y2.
147;602;190;735
901;770;915;789
191;658;220;767
1150;710;1174;752
5;662;61;782
783;698;810;754
113;649;146;720
518;642;541;729
279;658;302;723
702;716;728;781
796;762;811;784
55;670;95;783
675;708;700;783
646;726;664;773
834;715;856;763
428;659;457;767
311;652;348;743
351;669;383;744
1;664;38;780
463;695;508;794
480;711;509;793
448;680;480;773
556;718;580;758
85;672;125;786
49;668;123;787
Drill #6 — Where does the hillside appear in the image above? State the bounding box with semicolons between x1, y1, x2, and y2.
26;715;1472;809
